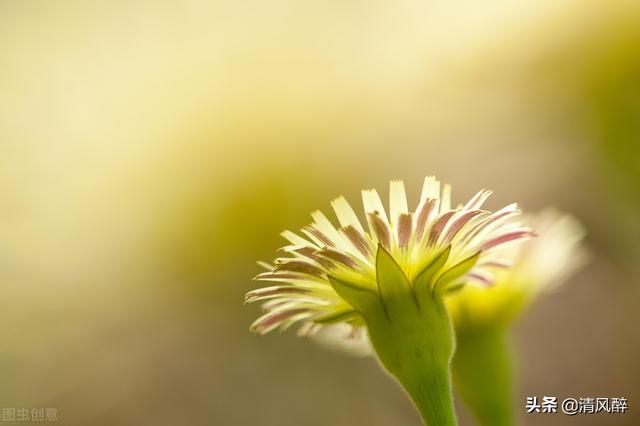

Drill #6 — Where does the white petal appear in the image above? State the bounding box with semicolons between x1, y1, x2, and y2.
362;189;389;224
281;230;315;247
389;180;408;228
420;175;441;202
331;196;365;234
464;189;493;210
440;184;452;213
311;210;343;243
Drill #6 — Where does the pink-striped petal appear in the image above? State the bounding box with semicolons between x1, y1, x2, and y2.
427;211;456;246
442;210;485;245
368;211;391;249
480;229;536;251
415;198;438;242
397;213;413;248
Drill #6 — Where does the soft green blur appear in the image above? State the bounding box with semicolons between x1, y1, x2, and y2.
453;326;515;426
1;1;639;425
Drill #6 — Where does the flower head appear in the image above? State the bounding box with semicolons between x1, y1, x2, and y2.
246;176;534;337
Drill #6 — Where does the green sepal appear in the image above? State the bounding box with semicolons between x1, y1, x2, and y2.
327;275;381;318
413;245;451;297
433;251;480;294
375;244;419;319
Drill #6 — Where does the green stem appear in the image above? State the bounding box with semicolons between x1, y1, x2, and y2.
366;294;458;426
452;326;514;426
396;359;457;426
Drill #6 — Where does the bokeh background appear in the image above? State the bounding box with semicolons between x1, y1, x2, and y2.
1;1;639;425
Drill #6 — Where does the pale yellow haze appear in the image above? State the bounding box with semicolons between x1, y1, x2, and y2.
0;0;638;424
1;1;633;283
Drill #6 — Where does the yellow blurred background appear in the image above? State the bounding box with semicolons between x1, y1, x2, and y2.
1;1;639;424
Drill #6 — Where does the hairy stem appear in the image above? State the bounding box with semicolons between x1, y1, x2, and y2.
396;359;457;426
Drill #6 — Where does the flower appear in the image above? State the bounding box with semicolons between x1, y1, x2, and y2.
447;208;588;329
246;176;534;337
447;209;587;426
